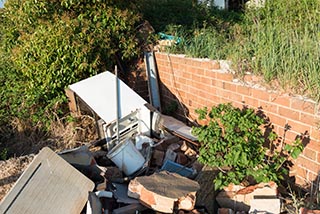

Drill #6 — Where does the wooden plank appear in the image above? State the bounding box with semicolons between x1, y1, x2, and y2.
161;115;199;146
0;147;94;214
65;87;79;115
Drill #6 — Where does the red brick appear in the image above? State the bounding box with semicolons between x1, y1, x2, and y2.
242;96;259;108
232;101;244;109
172;62;179;70
216;72;234;81
287;120;311;136
220;89;232;100
200;76;212;86
172;69;180;78
182;71;191;79
193;67;205;76
295;165;308;179
295;175;308;186
191;73;201;83
177;77;187;85
297;156;320;175
223;82;237;91
267;113;287;127
180;83;189;93
283;130;300;144
307;171;318;181
252;89;270;101
259;100;278;114
303;148;317;161
154;52;164;60
191;59;202;68
204;69;217;79
291;98;316;114
212;79;225;88
229;92;243;103
201;60;220;70
269;94;291;107
300;112;317;126
198;90;209;99
307;140;320;153
278;106;300;121
311;127;320;141
236;85;252;96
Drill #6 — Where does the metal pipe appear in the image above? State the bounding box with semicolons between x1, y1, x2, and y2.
115;65;120;144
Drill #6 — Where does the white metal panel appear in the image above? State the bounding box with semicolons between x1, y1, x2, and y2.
69;71;151;134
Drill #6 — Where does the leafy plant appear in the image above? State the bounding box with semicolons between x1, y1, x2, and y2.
192;103;303;190
0;0;146;127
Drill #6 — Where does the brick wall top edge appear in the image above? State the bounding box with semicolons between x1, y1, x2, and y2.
155;51;222;63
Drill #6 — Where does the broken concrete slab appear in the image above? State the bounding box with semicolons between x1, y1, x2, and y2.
216;182;278;212
128;171;200;213
249;198;281;214
0;147;94;214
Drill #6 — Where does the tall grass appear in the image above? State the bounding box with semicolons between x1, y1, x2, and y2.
157;0;320;101
233;0;320;99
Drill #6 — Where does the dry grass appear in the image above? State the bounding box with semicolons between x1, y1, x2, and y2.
0;113;99;201
0;155;34;202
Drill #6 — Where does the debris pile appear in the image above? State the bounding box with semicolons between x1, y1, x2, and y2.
0;71;204;214
0;71;289;213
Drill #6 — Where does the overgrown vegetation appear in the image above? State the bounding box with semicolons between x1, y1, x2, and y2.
143;0;320;101
0;0;147;157
192;103;303;190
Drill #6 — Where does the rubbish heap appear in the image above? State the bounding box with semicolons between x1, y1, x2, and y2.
0;71;203;214
0;71;284;214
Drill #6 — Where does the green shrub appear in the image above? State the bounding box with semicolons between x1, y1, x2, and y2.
192;103;303;190
0;0;145;126
137;0;205;32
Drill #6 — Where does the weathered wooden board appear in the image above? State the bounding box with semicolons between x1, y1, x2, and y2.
0;147;94;214
161;115;198;143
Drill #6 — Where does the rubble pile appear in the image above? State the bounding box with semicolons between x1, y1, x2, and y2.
0;71;293;214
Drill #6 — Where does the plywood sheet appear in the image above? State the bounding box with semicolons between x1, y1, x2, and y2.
0;147;94;214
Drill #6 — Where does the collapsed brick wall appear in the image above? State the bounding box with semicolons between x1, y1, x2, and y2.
154;52;320;188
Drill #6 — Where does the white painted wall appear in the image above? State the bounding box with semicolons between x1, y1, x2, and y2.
0;0;5;8
198;0;228;9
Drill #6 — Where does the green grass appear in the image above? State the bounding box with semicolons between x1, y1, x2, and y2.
142;0;320;101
